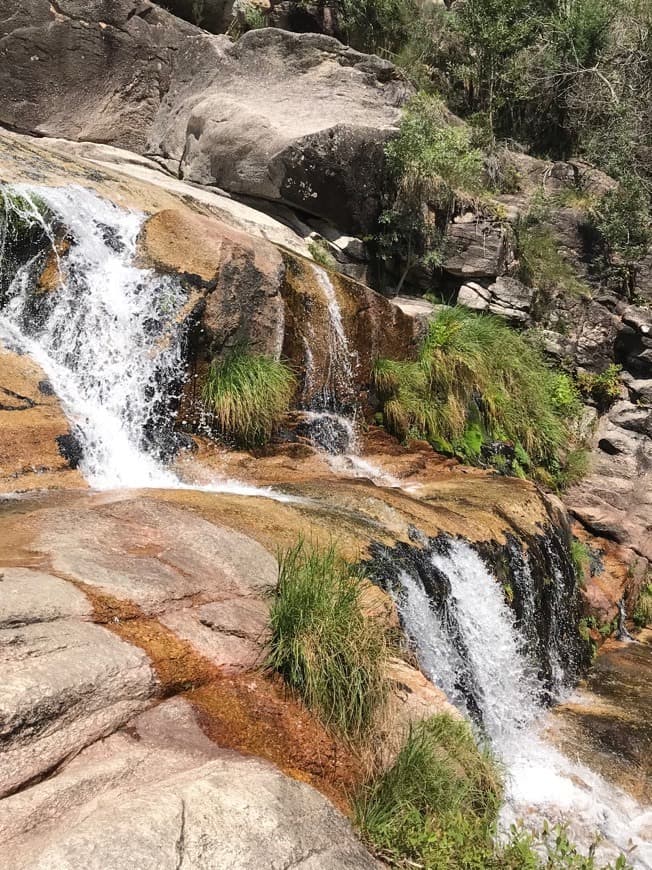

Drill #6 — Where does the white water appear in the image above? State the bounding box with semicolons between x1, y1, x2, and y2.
0;185;290;501
393;539;652;867
303;265;403;487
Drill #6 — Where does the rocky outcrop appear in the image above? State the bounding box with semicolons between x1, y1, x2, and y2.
148;28;410;233
0;0;201;151
0;6;410;234
0;344;84;491
1;699;379;870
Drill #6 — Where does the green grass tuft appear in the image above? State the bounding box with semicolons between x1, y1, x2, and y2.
355;713;630;869
354;714;503;867
633;582;652;628
307;238;338;270
373;306;585;488
265;541;388;742
201;347;296;448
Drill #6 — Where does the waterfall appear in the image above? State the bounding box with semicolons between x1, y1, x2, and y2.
301;264;401;486
0;185;288;500
370;535;652;868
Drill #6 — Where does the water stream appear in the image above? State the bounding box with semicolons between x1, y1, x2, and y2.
0;185;288;500
373;537;652;867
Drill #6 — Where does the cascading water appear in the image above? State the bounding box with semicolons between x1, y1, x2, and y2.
370;534;652;868
301;264;401;487
0;185;288;500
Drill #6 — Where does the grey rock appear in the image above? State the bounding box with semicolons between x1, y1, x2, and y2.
2;700;379;870
444;217;511;279
488;276;534;311
0;568;90;628
622;374;652;404
150;29;411;234
0;617;156;797
457;282;490;310
608;400;652;438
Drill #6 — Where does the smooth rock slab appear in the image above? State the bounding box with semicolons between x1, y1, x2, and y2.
2;700;378;870
0;618;156;797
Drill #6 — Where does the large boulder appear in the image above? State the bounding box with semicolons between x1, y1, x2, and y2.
149;28;411;234
0;0;204;152
0;5;411;234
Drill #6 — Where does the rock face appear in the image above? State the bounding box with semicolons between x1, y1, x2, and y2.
149;28;410;233
0;5;410;234
1;699;379;870
0;344;84;491
0;0;200;151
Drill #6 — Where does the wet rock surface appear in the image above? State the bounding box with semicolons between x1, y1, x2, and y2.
0;343;85;491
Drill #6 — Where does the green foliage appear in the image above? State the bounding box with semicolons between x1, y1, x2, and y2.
379;94;485;291
517;222;589;297
265;541;388;741
354;714;503;868
339;0;417;55
307;238;337;270
589;179;652;294
570;539;590;582
373;307;585;487
355;714;629;869
577;364;622;410
201;347;295;448
633;582;652;628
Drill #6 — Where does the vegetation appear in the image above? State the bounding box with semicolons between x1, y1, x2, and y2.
338;0;652;289
373;307;585;487
307;238;338;270
577;364;622;410
570;539;590;582
265;541;389;741
201;347;295;448
378;94;485;293
633;582;652;628
517;223;589;299
355;714;629;869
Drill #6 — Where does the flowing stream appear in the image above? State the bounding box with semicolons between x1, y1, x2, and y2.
381;538;652;867
0;185;287;500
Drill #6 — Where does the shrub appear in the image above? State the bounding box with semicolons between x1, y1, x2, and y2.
373;307;584;487
266;541;389;741
517;222;589;298
378;94;485;293
201;347;295;448
577;364;622;410
570;539;590;582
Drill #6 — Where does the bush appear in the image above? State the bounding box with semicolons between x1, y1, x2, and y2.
577;364;622;410
517;222;589;298
378;94;485;292
266;541;389;741
570;539;590;582
201;347;295;448
373;307;584;487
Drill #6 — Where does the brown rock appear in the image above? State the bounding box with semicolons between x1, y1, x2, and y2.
0;345;84;491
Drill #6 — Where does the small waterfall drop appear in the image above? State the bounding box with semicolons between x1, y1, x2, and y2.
371;535;652;867
302;264;400;487
0;185;288;500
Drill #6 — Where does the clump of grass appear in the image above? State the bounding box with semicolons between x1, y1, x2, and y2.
201;347;296;448
355;714;630;869
355;714;503;867
307;238;338;270
570;539;591;583
518;223;590;297
373;306;585;487
633;582;652;628
266;541;388;741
